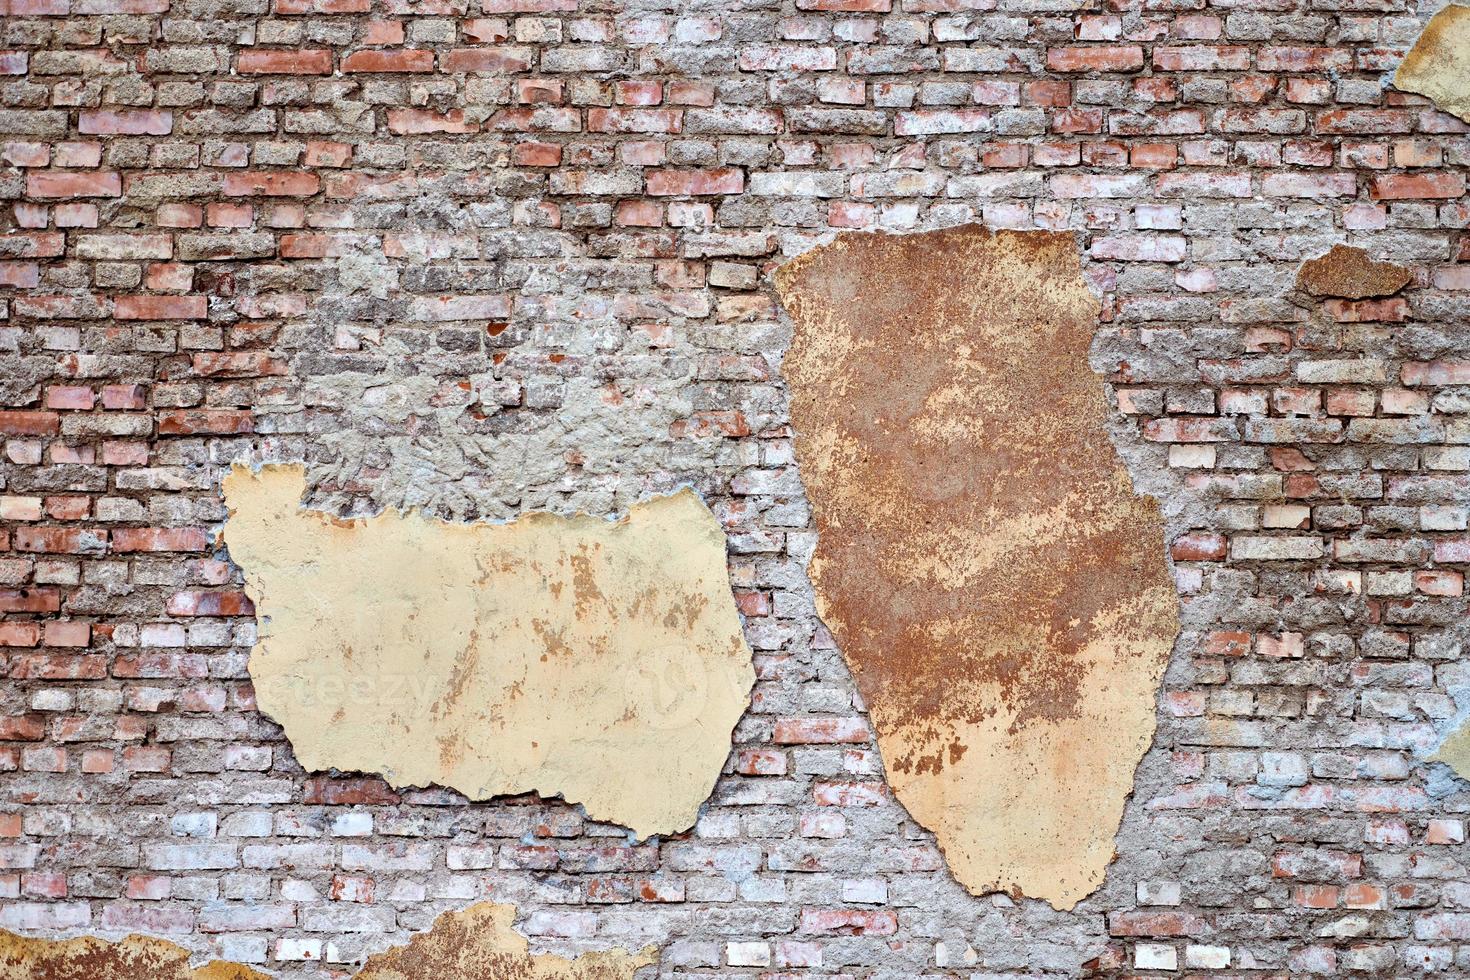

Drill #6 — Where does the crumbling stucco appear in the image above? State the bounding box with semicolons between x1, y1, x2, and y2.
1394;4;1470;124
0;904;656;980
0;931;270;980
1296;244;1413;300
355;903;656;980
264;193;761;524
774;224;1180;911
221;463;754;840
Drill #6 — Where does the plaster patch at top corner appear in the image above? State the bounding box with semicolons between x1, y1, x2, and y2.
1394;4;1470;124
220;462;754;840
773;223;1180;911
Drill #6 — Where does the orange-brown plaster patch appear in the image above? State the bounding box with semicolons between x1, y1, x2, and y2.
1296;245;1412;300
774;224;1180;910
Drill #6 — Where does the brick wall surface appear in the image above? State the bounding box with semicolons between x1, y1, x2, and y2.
1;0;1469;974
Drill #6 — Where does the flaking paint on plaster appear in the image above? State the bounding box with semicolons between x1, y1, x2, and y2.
1296;245;1412;300
774;224;1180;911
0;903;656;980
221;463;754;840
1394;4;1470;124
0;931;270;980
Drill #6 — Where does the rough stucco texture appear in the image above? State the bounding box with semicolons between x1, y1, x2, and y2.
774;225;1180;911
220;463;754;840
0;903;654;980
1395;4;1470;125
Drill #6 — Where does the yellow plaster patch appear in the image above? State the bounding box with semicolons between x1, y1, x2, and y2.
1395;4;1470;123
1432;718;1470;779
774;224;1180;910
221;464;754;840
0;903;656;980
355;902;656;980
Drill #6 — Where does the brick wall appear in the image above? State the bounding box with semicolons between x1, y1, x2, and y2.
2;0;1469;974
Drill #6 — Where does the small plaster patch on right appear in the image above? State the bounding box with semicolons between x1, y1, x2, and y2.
1432;719;1470;779
355;902;657;979
1296;245;1413;300
1394;4;1470;123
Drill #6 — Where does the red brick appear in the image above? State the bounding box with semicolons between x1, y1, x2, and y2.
0;263;39;288
1109;910;1211;936
773;717;869;744
156;410;253;435
237;49;334;74
1370;173;1466;200
0;590;62;615
110;528;210;553
646;168;744;196
386;109;478;134
101;384;146;410
26;171;122;198
440;48;532;73
114;295;208;320
222;171;321;197
0;411;60;435
512;142;562;167
0;624;41;647
78;110;172;135
190;352;287;377
588;108;683;135
302;776;401;805
275;0;369;11
1046;46;1144;73
166;591;256;616
304;141;353;167
13;527;105;554
42;621;90;648
341;49;433;72
1171;532;1228;561
799;908;897;936
0;716;45;741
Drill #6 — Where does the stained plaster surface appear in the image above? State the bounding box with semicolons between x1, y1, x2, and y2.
774;224;1182;911
0;903;655;980
0;931;270;980
353;902;657;980
1295;245;1414;300
1394;4;1470;124
220;463;755;840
